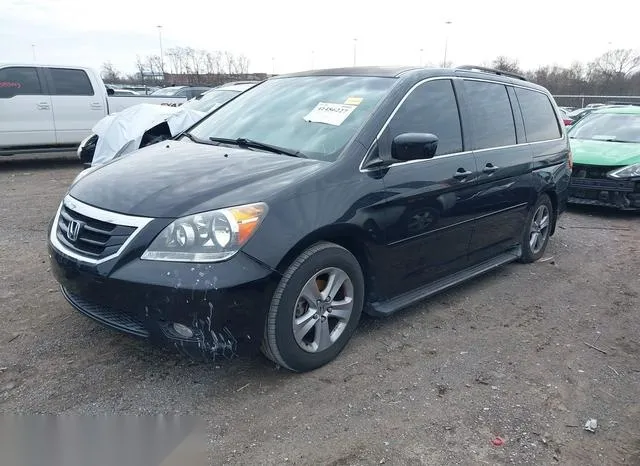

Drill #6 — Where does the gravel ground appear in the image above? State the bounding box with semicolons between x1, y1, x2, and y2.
1;155;639;465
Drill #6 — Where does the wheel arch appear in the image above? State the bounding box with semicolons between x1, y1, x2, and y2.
274;224;376;300
540;188;558;235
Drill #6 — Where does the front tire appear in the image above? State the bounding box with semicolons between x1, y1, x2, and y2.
261;242;364;372
519;194;553;263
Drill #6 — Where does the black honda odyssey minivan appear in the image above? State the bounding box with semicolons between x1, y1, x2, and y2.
48;65;571;372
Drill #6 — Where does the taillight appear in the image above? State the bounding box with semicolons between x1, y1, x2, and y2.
563;118;573;126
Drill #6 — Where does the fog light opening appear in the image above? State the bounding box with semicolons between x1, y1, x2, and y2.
172;323;194;338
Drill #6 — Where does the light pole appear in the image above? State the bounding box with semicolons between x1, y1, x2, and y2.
442;20;452;67
353;38;357;66
311;50;315;69
420;48;424;66
157;25;164;74
31;44;36;62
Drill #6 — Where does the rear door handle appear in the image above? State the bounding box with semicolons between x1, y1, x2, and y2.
483;163;499;174
453;168;473;180
90;102;103;110
36;102;50;110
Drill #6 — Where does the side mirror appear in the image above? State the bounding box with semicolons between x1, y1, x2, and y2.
106;87;115;96
392;133;439;161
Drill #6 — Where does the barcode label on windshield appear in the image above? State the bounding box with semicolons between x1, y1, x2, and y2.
303;102;357;126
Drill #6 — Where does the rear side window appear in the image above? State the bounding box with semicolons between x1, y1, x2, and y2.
388;79;463;156
0;67;43;97
48;68;94;96
515;88;562;142
464;81;516;149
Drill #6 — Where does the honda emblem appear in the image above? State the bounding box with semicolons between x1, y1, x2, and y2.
67;220;82;242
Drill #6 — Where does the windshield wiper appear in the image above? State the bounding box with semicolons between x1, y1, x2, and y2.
208;137;306;158
182;132;215;145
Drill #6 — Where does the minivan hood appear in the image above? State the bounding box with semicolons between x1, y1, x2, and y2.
69;140;325;217
570;138;640;166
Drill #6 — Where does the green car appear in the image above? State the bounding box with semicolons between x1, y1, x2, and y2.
568;106;640;210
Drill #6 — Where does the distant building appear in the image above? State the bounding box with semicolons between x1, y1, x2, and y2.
142;71;165;81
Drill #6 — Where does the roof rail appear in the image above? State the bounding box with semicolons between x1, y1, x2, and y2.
455;65;528;81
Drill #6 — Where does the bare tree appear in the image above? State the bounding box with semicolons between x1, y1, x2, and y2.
101;62;121;82
235;54;250;75
166;47;188;74
147;55;164;82
590;48;640;78
135;55;146;84
491;56;522;74
588;49;640;94
146;56;156;78
195;49;208;76
223;51;237;74
205;51;222;74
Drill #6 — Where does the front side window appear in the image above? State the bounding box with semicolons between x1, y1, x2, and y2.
0;67;43;97
464;80;516;149
188;75;396;162
515;88;562;142
387;79;463;156
49;68;94;96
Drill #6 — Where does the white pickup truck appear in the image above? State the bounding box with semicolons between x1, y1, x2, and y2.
0;64;187;156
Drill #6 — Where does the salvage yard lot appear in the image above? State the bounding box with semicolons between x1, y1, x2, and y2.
1;155;639;464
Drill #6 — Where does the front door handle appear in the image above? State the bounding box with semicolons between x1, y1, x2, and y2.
483;163;499;174
36;102;50;110
453;168;473;180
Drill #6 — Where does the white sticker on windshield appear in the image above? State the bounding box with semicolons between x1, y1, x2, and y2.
304;102;357;126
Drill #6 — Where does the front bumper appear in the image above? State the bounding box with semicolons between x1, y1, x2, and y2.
48;242;279;360
569;176;640;210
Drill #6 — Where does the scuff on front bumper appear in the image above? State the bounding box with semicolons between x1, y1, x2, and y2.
60;286;239;360
49;242;279;361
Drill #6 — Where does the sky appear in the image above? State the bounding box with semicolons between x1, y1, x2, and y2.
1;0;638;76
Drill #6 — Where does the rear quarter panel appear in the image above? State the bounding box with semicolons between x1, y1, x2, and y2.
531;138;572;224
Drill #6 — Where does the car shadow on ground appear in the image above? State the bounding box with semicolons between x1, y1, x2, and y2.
99;262;510;382
567;204;640;219
0;154;81;171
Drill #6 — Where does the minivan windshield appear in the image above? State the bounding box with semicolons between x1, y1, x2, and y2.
186;75;396;162
182;89;242;113
569;112;640;143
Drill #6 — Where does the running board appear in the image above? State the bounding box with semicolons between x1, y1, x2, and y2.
367;247;521;317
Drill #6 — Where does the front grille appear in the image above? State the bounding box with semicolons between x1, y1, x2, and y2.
61;286;149;338
56;203;136;259
570;178;635;192
570;163;638;193
571;164;623;179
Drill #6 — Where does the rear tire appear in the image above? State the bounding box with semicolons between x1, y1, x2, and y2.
261;242;364;372
519;194;553;263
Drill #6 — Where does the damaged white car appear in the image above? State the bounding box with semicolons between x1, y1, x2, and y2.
78;81;260;165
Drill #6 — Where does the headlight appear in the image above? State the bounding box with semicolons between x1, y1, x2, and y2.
608;163;640;180
141;202;268;262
